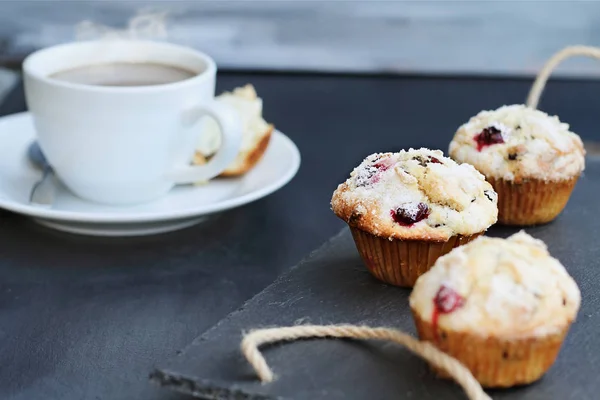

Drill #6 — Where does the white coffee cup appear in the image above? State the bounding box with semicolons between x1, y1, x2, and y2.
23;40;242;205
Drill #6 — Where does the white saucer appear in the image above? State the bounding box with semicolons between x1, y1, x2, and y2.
0;112;301;236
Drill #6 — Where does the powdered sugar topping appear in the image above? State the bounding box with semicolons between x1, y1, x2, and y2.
449;104;585;181
410;231;581;337
331;148;498;240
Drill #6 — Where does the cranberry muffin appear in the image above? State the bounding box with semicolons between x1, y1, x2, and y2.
410;231;581;387
195;84;273;177
449;105;585;225
331;148;498;287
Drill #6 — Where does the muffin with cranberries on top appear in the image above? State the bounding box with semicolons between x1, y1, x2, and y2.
331;148;498;287
449;104;585;225
410;231;580;387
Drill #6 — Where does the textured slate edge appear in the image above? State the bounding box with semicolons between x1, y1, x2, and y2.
148;370;272;400
150;162;600;400
149;229;348;399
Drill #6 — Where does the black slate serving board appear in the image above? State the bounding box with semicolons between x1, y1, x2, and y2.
152;160;600;400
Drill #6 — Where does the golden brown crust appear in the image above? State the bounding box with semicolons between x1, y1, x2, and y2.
220;125;273;177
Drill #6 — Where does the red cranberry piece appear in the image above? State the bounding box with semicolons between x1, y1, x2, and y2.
434;285;465;313
474;126;504;151
428;156;442;164
390;202;430;226
373;158;394;171
356;158;394;186
431;285;464;341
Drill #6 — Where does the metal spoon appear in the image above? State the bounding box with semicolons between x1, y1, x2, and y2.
27;141;55;207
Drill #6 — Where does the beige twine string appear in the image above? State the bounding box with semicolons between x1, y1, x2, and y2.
241;324;491;400
527;45;600;109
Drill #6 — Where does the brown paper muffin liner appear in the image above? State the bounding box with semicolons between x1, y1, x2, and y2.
487;175;579;226
412;311;569;388
349;228;482;287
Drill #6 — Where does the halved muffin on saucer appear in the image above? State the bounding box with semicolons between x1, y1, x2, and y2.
195;84;273;177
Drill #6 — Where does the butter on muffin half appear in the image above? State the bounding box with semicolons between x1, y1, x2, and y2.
449;104;585;225
331;148;498;287
410;231;581;387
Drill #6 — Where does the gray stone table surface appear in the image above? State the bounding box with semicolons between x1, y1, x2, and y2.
153;160;600;399
0;72;599;400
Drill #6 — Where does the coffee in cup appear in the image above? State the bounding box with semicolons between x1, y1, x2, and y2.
23;40;242;205
50;62;197;87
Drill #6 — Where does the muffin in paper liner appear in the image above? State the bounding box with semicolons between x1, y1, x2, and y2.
350;227;482;287
409;232;581;388
488;176;579;225
331;148;498;287
449;104;585;226
411;311;569;388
